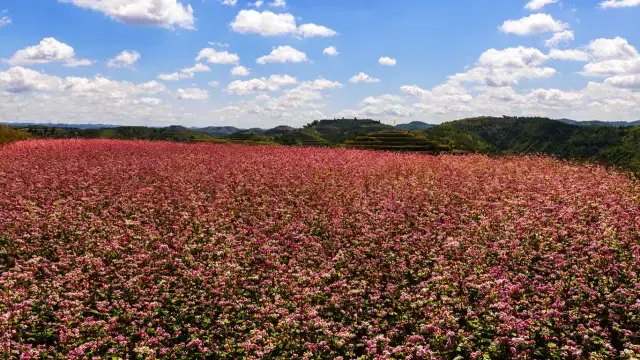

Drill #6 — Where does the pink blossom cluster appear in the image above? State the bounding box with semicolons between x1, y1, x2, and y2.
1;140;639;359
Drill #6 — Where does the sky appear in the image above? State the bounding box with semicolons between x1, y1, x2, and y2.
1;0;640;128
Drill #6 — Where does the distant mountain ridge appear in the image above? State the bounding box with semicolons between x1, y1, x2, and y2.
395;121;435;131
557;119;640;127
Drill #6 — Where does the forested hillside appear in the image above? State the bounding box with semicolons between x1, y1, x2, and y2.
5;116;640;173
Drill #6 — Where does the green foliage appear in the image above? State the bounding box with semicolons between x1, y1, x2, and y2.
0;126;30;144
306;119;394;144
436;116;640;173
21;125;222;143
346;130;450;152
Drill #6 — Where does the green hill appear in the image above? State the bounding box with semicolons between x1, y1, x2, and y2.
395;121;435;131
346;130;454;153
433;116;640;172
21;125;221;143
0;126;30;145
305;119;394;144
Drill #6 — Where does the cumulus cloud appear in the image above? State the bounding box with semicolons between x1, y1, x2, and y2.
9;37;74;65
451;47;556;86
220;0;237;6
231;65;251;76
588;37;638;60
270;0;286;7
500;13;568;35
107;50;141;68
379;57;397;66
309;78;343;90
0;66;63;93
581;38;640;77
225;74;297;95
230;10;297;35
250;1;264;7
548;49;590;61
158;63;211;81
604;74;640;88
58;0;195;30
230;10;337;38
196;48;240;64
583;58;640;77
599;0;640;8
175;88;209;100
256;46;308;64
525;0;558;10
297;24;337;38
545;30;575;48
7;37;91;67
323;46;339;56
64;58;94;67
349;72;381;84
361;94;405;106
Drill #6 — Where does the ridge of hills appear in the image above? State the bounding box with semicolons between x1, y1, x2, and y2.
3;116;640;173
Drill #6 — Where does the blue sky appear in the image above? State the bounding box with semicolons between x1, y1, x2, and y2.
1;0;640;128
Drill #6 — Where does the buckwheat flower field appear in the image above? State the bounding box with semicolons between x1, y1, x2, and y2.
1;140;639;359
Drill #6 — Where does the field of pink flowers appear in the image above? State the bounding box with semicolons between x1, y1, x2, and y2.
1;140;639;359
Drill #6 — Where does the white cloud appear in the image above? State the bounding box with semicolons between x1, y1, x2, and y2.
182;63;211;74
158;63;210;81
250;1;264;7
349;72;381;83
548;49;590;61
323;46;339;56
582;38;640;77
134;97;162;106
231;65;251;76
545;30;575;48
379;57;397;66
230;10;337;38
500;13;568;35
525;0;558;10
231;10;297;36
59;0;195;30
7;38;92;68
175;88;209;100
158;72;189;81
7;37;90;67
588;37;638;60
583;58;640;77
0;66;63;93
64;58;94;67
208;42;230;48
225;74;297;95
270;0;286;7
604;74;640;88
256;46;308;64
107;50;141;68
221;0;237;6
361;94;405;106
297;24;338;38
599;0;640;8
0;13;11;28
478;47;548;68
196;48;240;64
310;77;343;90
451;47;556;86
